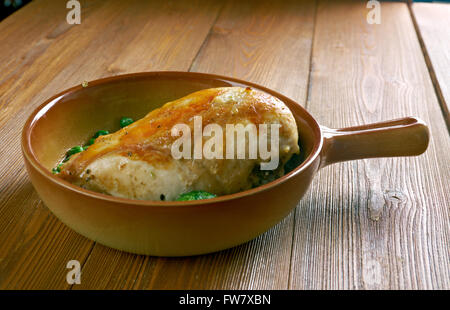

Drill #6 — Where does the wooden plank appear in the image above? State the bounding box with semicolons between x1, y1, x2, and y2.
0;0;118;290
289;0;450;289
132;0;316;290
58;0;224;289
411;2;450;129
0;0;108;127
75;0;316;290
0;0;222;289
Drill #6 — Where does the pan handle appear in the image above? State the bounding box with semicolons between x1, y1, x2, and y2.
319;117;430;168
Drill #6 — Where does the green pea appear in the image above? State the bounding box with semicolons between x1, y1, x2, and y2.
52;163;63;174
120;117;134;128
93;130;109;139
66;146;84;156
63;146;84;162
85;138;96;146
176;190;217;201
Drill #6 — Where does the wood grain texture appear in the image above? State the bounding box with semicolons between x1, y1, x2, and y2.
0;0;448;290
0;0;108;127
289;0;450;289
76;0;316;290
411;2;450;130
0;0;222;289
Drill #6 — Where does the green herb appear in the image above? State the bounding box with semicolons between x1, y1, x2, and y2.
93;130;109;139
176;190;217;201
120;117;134;128
66;145;84;156
85;137;96;146
62;145;84;162
52;163;63;174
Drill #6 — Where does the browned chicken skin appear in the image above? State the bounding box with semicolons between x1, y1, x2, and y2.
59;87;299;201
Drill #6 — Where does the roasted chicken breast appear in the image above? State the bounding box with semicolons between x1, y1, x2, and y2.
59;87;299;201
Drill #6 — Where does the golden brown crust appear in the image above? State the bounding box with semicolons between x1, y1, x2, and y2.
59;87;299;198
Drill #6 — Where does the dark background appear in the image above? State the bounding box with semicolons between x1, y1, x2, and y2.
1;0;31;21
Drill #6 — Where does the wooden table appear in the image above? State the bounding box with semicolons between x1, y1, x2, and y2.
0;0;448;290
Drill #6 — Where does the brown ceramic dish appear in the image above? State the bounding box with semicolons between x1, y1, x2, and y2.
21;72;430;256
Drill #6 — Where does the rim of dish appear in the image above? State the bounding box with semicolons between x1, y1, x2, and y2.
21;71;324;207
